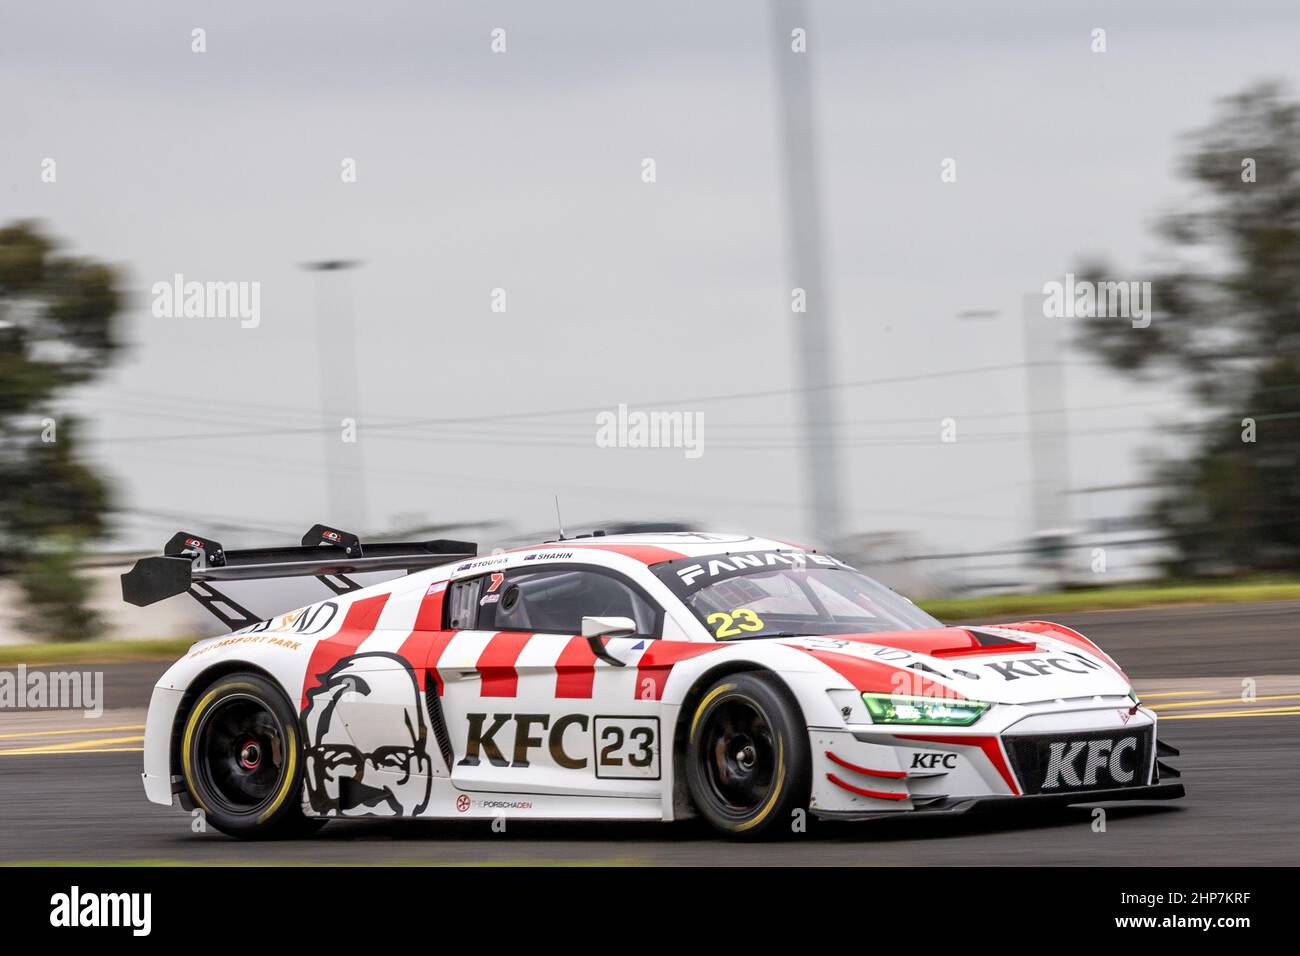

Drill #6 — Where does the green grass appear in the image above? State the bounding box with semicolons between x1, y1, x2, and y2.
2;578;1299;666
922;579;1300;621
3;858;639;867
0;637;196;667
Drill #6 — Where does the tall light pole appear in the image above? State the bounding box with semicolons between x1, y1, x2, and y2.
302;260;368;532
1022;292;1072;585
770;0;844;548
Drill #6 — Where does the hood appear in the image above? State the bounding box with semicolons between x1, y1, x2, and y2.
781;625;1133;705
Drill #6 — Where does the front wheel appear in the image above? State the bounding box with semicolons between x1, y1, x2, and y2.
684;672;810;838
180;672;321;839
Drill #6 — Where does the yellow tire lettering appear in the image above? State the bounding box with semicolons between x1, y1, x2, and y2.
735;736;785;833
690;683;737;739
181;685;229;816
257;722;297;823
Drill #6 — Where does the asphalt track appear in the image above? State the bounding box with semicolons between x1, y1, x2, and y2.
2;601;1298;865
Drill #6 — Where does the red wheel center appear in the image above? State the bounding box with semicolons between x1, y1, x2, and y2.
238;740;261;770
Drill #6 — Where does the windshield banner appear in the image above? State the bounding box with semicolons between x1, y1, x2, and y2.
653;551;852;596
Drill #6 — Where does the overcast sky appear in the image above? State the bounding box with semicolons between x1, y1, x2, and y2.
5;0;1300;573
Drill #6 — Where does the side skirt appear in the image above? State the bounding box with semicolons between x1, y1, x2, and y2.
307;776;665;822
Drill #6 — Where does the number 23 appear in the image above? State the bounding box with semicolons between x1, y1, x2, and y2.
706;608;764;638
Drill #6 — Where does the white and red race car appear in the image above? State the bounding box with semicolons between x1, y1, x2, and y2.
123;527;1183;838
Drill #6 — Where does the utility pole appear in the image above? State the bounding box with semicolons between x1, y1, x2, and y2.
1023;292;1072;586
770;0;844;547
302;260;368;532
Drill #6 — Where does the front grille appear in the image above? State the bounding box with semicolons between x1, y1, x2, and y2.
1004;726;1153;795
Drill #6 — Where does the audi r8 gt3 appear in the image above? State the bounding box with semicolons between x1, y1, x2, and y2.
122;526;1183;838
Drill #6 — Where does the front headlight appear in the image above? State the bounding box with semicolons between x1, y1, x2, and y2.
861;692;990;726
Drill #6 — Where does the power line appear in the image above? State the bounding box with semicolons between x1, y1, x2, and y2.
70;371;1300;447
80;447;1020;525
78;360;1113;445
82;409;1284;452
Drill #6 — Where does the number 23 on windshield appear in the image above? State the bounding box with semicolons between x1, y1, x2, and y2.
706;608;765;638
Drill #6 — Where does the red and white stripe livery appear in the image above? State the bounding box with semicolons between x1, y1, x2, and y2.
140;532;1182;834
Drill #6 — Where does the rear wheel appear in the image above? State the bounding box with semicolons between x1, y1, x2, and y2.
180;672;321;839
685;672;810;838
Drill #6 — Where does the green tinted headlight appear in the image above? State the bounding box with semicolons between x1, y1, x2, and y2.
861;693;989;726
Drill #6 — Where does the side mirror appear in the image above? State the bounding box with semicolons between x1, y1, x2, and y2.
581;615;636;667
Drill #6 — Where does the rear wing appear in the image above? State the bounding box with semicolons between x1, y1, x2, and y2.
121;523;475;631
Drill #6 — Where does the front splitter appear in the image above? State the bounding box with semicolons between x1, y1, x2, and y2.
814;782;1185;821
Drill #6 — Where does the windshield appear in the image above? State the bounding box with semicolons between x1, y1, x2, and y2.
652;552;942;640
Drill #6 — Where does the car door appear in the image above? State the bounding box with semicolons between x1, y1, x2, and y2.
435;564;669;799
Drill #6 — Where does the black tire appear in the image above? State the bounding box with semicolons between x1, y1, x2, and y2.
684;672;811;838
180;672;322;839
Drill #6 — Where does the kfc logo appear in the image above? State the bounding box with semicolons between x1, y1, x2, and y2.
984;656;1103;682
1042;736;1138;789
909;752;958;771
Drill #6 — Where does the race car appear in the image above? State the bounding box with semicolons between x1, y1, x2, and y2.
122;526;1183;838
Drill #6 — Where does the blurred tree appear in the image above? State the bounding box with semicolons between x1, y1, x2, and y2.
1078;82;1300;575
0;221;122;638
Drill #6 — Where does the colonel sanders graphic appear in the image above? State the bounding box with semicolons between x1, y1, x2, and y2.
302;653;434;817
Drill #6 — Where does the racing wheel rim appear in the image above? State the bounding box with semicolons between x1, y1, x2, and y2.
697;695;778;819
191;692;289;816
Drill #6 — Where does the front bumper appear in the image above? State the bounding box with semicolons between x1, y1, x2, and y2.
807;698;1181;816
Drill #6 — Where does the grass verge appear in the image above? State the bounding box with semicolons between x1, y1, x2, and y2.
0;638;195;667
923;580;1300;621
